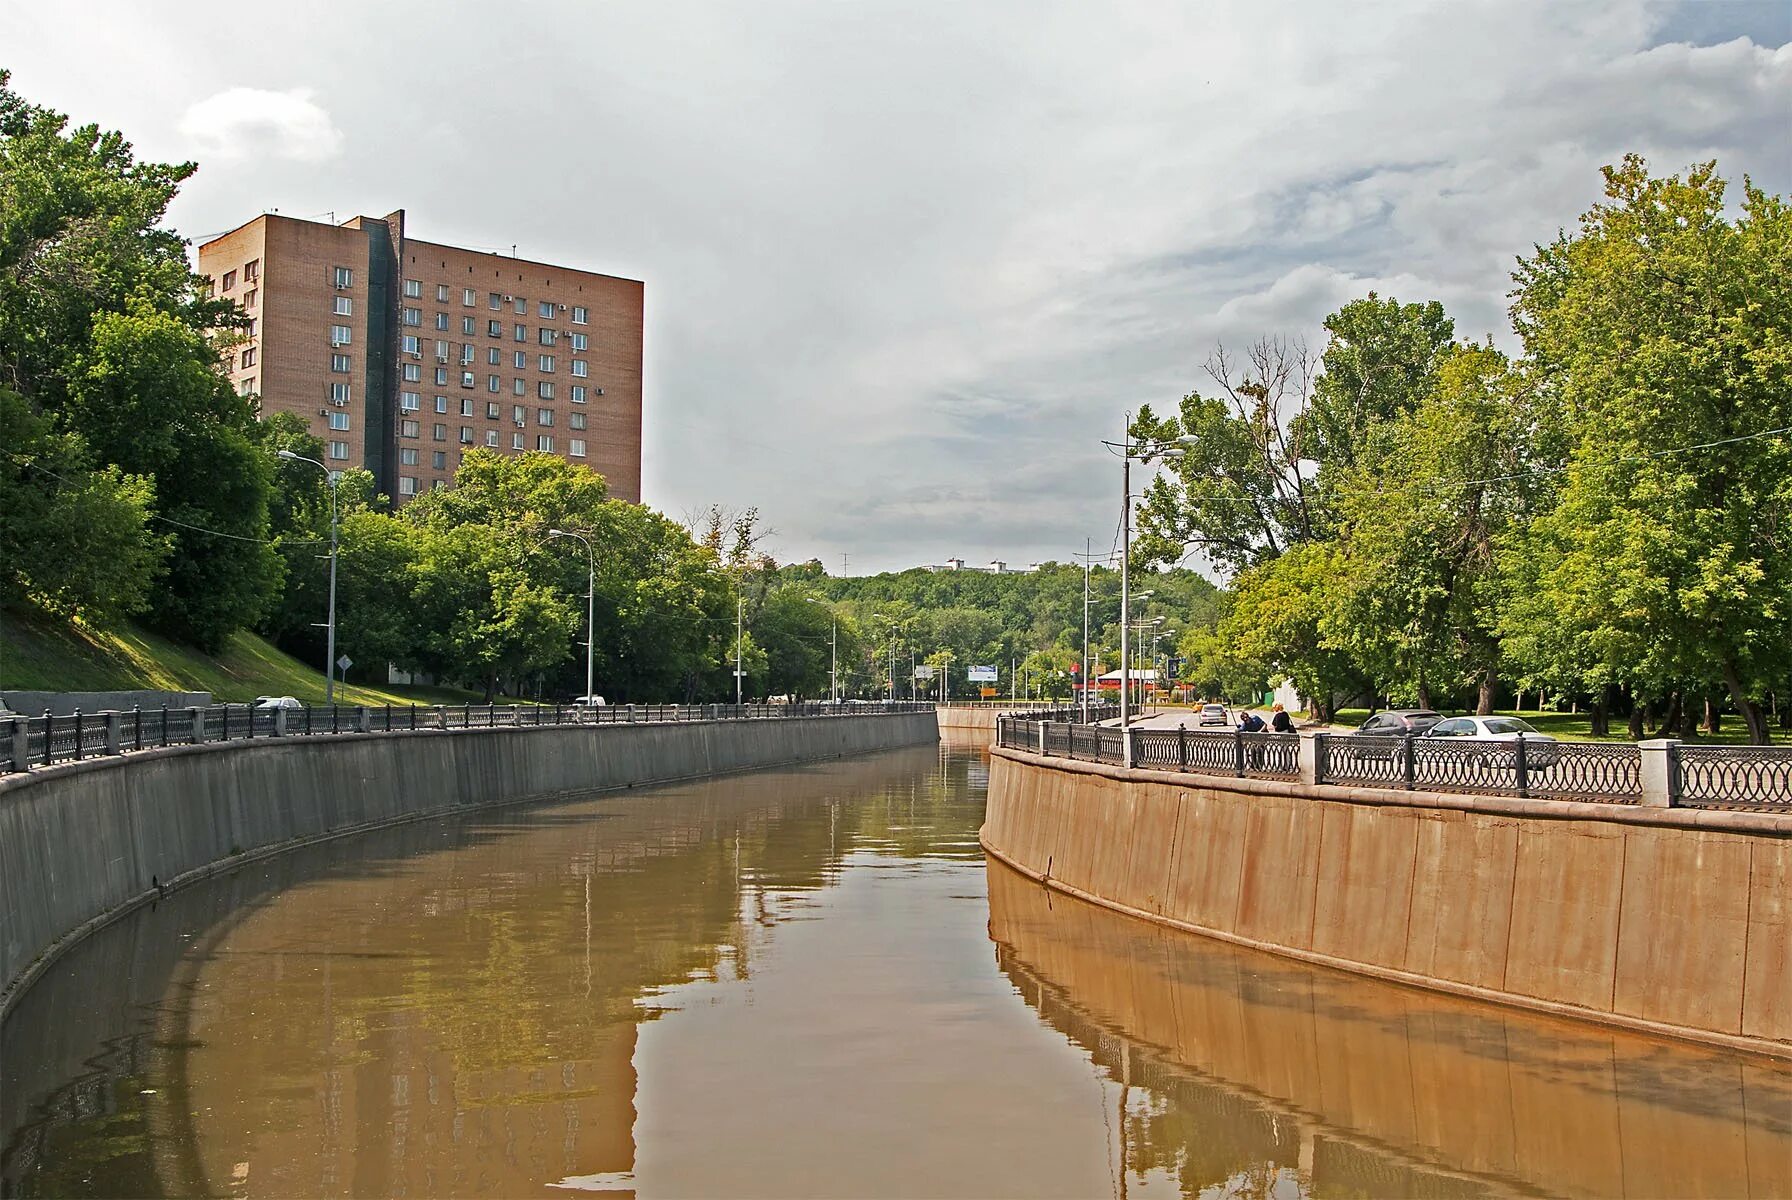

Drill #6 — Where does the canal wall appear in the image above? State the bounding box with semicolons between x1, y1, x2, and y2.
983;747;1792;1058
0;713;936;1014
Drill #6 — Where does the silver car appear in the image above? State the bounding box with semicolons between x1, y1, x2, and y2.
1197;703;1229;727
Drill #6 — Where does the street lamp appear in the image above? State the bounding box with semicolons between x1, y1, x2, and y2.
276;450;340;704
806;596;837;703
548;528;595;705
1103;418;1191;727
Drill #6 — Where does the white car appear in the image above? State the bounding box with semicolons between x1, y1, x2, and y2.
571;695;608;707
253;695;304;710
1197;703;1229;727
1426;715;1560;764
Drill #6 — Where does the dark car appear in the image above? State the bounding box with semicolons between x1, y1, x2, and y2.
1355;709;1443;736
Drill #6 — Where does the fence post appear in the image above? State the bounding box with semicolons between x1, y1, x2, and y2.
274;707;289;737
357;706;371;733
9;718;27;772
132;706;143;751
1638;739;1678;808
1233;729;1245;778
189;706;205;745
1402;733;1416;789
1300;733;1323;786
1036;721;1047;756
1514;733;1530;799
1123;725;1135;769
1178;724;1188;770
105;711;122;756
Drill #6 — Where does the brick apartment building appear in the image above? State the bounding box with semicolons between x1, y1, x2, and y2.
197;210;642;503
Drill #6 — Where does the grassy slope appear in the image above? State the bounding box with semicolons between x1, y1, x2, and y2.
0;608;485;706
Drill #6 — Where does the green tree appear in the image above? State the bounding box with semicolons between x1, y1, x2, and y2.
1219;543;1360;722
1510;157;1792;742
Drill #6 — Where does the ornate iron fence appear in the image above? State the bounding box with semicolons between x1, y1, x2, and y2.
1;700;933;774
1673;744;1792;810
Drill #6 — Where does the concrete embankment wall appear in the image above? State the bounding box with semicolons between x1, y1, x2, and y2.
983;747;1792;1057
0;713;936;1012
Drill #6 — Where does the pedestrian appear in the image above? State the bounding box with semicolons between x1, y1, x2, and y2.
1238;710;1266;734
1270;703;1294;734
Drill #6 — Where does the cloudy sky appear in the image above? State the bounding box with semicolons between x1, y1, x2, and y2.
6;1;1788;574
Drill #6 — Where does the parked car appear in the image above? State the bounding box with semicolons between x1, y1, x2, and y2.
1426;715;1560;765
1197;702;1229;727
1354;709;1443;736
253;695;303;710
571;695;608;707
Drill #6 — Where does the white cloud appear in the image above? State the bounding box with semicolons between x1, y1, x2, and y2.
178;87;343;163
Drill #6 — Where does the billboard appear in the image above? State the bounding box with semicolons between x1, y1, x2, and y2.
968;665;998;683
913;665;936;680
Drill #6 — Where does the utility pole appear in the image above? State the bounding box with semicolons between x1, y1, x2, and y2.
735;596;743;707
277;450;340;704
1082;536;1091;722
1121;415;1131;729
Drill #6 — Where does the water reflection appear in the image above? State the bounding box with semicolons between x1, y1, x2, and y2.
4;743;1788;1198
988;859;1792;1198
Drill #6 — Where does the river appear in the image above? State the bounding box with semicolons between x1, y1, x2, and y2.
3;745;1787;1197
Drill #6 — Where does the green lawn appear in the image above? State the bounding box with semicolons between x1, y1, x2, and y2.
0;607;490;706
1328;706;1774;744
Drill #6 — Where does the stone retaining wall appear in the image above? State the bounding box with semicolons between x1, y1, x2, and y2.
983;747;1792;1058
0;713;937;1013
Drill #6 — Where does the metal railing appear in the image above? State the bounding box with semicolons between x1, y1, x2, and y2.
997;718;1792;810
0;700;933;774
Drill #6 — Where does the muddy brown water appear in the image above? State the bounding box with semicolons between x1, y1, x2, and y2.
2;745;1787;1197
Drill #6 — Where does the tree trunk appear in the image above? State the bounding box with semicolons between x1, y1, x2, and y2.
1627;697;1645;741
1719;657;1771;744
1475;667;1497;716
1416;670;1432;711
1703;696;1721;735
1660;691;1684;738
1590;685;1613;739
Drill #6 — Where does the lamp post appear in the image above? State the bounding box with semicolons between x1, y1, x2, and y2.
1104;420;1188;726
736;596;744;707
277;450;339;704
548;528;594;704
806;596;837;703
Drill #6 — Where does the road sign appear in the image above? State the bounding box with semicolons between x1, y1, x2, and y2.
968;665;998;683
336;655;353;672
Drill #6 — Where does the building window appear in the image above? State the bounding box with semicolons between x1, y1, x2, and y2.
571;359;587;378
512;350;526;369
538;300;555;318
460;344;474;365
538;355;555;373
403;279;422;299
571;385;586;404
328;441;350;461
461;315;475;335
333;266;353;288
570;332;587;351
436;284;450;302
431;478;446;491
334;296;353;316
511;432;525;450
513;378;526;396
484;319;499;338
402;307;421;326
401;448;419;466
514;324;527;342
244;259;259;281
537;407;554;426
221;270;237;291
487;347;501;365
432;423;447;442
461;370;476;388
485;429;499;447
488;374;501;392
401;419;420;438
537;381;554;400
399;476;418;496
486;401;501;419
434;366;449;386
435;396;449;413
572;306;588;324
403;363;421;382
463;288;476;307
401;391;421;411
570;412;587;430
569;438;586;458
328;411;351;431
489;292;503;310
332;353;353;373
331;325;351;345
513;405;527;425
513;296;527;315
459;426;474;444
536;434;554;452
238;377;255;395
436;312;450;331
460;397;474;417
401;336;420;355
239;347;256;369
539;328;556;346
244;288;258;309
330;382;351;404
432;451;448;470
